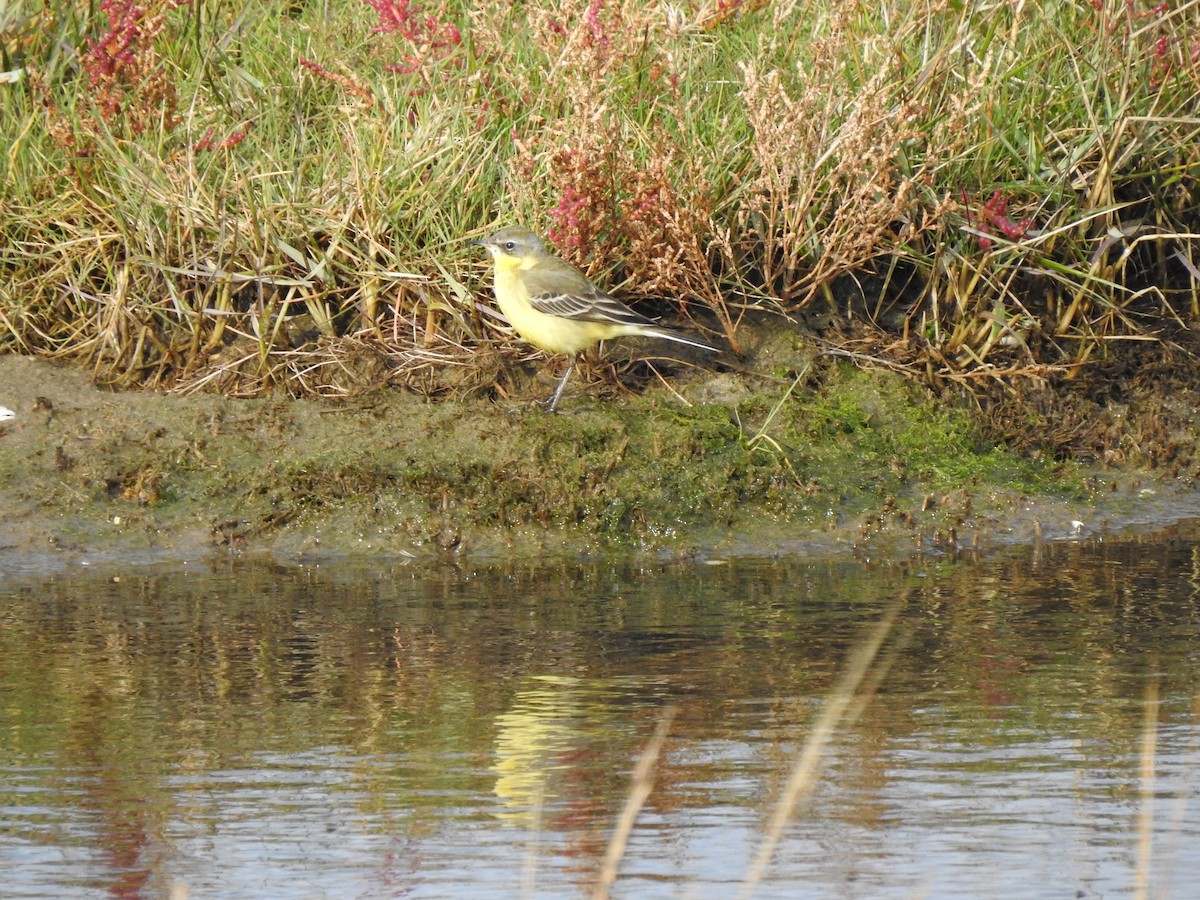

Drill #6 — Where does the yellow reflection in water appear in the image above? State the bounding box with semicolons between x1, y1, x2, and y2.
492;674;617;826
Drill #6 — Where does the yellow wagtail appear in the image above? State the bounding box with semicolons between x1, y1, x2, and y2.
473;226;717;412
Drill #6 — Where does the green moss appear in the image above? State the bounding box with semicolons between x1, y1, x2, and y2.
0;357;1106;560
225;361;1078;550
726;364;1086;513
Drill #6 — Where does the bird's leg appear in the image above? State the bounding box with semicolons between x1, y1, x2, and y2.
545;355;576;413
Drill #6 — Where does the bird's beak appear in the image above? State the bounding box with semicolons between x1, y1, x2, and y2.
468;237;487;248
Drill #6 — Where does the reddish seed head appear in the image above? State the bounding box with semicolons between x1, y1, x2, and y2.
586;0;610;47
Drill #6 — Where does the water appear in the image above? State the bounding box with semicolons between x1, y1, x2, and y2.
2;524;1199;898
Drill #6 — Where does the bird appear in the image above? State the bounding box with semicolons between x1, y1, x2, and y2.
472;226;717;412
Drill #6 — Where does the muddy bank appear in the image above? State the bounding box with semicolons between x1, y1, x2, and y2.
0;353;1197;574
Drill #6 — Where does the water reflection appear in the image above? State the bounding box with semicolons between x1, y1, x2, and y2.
0;522;1198;897
493;675;638;828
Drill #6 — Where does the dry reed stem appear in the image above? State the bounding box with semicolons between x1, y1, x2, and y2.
1151;688;1200;899
591;707;677;900
519;784;545;900
1134;662;1159;900
739;599;904;899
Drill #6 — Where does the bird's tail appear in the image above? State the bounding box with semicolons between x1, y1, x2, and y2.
640;326;719;353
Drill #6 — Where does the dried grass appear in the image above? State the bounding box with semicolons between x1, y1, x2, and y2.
2;0;1199;398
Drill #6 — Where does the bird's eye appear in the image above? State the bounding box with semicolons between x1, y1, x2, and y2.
503;241;516;252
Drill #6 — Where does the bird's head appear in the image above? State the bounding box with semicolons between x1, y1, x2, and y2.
472;226;548;263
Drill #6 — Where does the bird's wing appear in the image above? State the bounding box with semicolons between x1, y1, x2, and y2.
524;258;655;328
